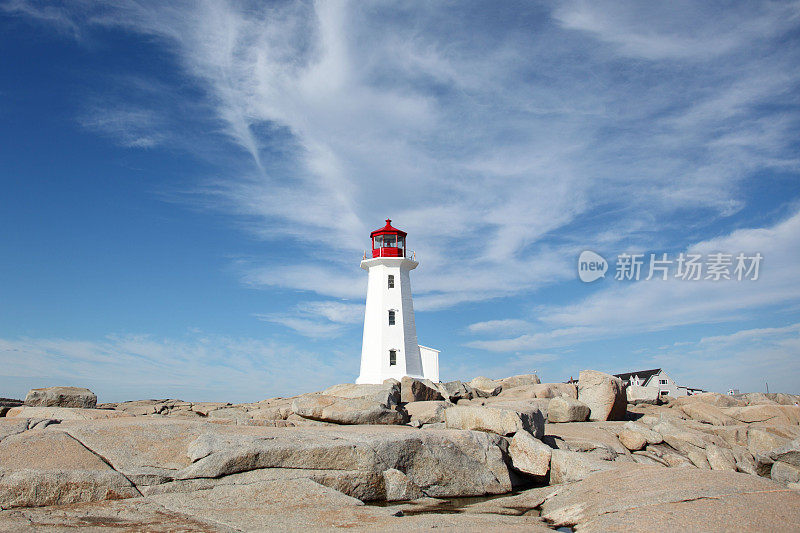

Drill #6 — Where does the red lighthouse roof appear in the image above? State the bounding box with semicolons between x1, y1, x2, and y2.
369;219;407;258
370;218;407;238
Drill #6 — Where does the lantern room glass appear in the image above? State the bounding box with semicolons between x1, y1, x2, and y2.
372;234;405;257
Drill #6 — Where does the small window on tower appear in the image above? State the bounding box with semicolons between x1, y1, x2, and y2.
388;310;396;325
388;275;395;288
389;349;397;366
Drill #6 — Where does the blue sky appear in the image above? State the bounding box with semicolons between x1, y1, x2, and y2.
1;0;799;402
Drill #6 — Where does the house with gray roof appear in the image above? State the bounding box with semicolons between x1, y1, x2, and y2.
614;368;704;399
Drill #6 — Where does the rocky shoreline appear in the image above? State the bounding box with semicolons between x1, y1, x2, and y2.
2;371;799;531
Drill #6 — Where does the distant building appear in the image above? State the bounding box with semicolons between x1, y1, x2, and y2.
614;368;705;398
728;388;740;396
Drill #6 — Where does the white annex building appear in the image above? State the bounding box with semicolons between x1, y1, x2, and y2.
356;219;440;384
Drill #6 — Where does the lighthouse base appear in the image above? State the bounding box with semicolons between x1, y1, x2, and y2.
355;372;425;385
355;343;440;384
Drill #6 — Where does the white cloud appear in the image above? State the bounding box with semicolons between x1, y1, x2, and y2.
298;301;364;324
645;323;800;394
0;333;353;403
2;0;81;38
467;319;534;335
256;299;364;339
255;315;346;340
553;1;800;60
241;264;365;299
79;106;166;148
467;208;800;352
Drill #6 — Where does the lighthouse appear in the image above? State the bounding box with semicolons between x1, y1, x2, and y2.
356;219;440;384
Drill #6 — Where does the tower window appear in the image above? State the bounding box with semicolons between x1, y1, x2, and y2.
389;349;397;366
388;274;394;288
388;310;396;325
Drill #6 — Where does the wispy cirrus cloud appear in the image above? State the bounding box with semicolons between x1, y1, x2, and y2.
7;0;799;312
255;299;364;339
553;0;800;60
78;106;166;148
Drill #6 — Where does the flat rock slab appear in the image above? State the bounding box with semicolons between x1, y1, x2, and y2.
6;406;131;420
540;466;800;532
545;420;630;455
0;479;553;532
177;424;513;500
7;418;513;503
0;430;140;508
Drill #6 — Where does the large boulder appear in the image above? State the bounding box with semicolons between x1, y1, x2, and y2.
549;449;627;484
727;405;800;426
757;438;800;477
404;400;452;425
772;461;800;485
547;396;590;423
436;381;474;403
469;377;503;396
747;427;792;455
627;385;660;404
684;392;741;408
176;425;513;500
578;370;627;421
291;395;407;425
498;383;577;400
27;417;515;502
24;386;97;409
705;444;737;471
618;428;647;451
546;421;632;456
743;392;779;405
482;397;552;423
323;381;401;408
509;430;551;477
444;405;544;437
494;386;538;400
680;402;738;426
773;393;800;406
539;466;800;532
622;421;663;445
0;429;139;508
769;439;800;467
498;374;541;389
652;419;723;458
400;377;445;403
532;383;577;399
291;381;408;425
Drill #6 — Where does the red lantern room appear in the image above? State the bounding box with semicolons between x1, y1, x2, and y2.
370;219;407;258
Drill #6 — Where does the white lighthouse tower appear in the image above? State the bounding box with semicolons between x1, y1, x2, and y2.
356;219;439;384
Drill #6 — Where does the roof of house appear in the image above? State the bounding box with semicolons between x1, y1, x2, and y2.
614;368;662;383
